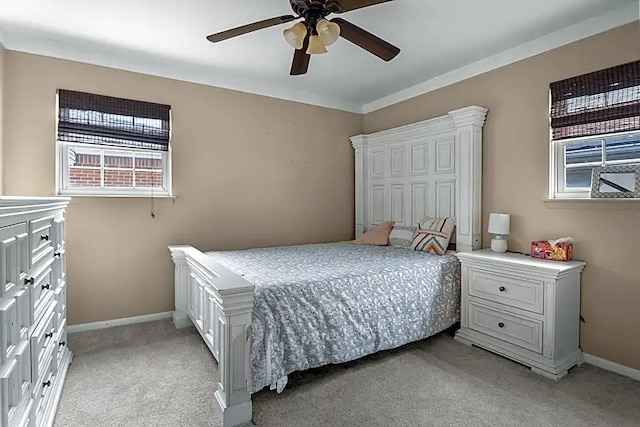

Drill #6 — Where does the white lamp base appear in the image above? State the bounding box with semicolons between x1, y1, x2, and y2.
491;238;508;253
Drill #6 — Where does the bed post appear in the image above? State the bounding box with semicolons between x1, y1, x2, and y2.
449;106;488;252
215;290;254;427
351;135;368;238
169;245;255;427
169;246;192;329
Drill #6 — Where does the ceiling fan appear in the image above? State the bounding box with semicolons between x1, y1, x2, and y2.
206;0;400;76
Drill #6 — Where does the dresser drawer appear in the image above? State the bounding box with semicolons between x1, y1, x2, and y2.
29;216;55;268
30;302;57;384
27;258;55;326
14;288;31;342
1;355;31;427
0;358;18;427
0;297;18;365
33;361;55;425
468;301;543;354
14;340;31;399
52;251;66;288
54;281;67;329
53;318;67;375
468;269;544;314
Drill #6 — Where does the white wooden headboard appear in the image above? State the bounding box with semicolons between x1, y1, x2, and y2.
350;106;488;253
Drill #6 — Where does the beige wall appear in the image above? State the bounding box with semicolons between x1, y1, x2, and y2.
365;22;640;369
3;52;362;326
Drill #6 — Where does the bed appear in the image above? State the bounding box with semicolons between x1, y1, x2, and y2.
169;106;487;427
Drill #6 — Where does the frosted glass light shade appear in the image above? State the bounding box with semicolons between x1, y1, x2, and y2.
488;213;510;236
283;23;308;50
307;35;328;54
316;19;340;46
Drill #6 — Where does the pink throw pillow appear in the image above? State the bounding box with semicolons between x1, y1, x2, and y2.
353;221;395;246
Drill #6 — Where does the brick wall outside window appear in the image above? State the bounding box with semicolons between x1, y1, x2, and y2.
69;168;101;187
69;152;163;188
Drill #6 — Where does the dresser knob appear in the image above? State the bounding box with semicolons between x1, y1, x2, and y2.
41;235;50;241
24;277;34;285
43;381;51;388
499;286;506;292
59;341;66;347
498;322;505;328
54;252;61;258
42;284;50;290
45;331;54;339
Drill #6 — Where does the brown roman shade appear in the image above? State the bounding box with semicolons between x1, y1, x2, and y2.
57;90;171;151
550;60;640;141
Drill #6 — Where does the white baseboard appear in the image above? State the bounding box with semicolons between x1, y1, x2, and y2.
583;353;640;381
67;311;173;333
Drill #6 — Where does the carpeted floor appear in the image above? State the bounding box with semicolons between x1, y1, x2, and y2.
54;319;640;427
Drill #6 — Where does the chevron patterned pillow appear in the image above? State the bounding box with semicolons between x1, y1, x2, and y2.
410;217;456;255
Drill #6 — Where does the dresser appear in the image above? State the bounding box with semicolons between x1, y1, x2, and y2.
0;197;71;427
454;250;586;380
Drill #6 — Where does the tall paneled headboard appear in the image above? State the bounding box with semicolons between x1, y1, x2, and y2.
350;106;488;253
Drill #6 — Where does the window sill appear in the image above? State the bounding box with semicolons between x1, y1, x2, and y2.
543;197;640;210
545;197;640;202
55;193;176;200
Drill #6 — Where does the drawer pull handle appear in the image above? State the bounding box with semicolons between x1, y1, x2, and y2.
43;381;51;388
54;252;62;258
59;341;66;347
498;322;505;328
41;235;50;241
24;277;34;285
45;332;54;339
42;284;51;290
499;286;506;292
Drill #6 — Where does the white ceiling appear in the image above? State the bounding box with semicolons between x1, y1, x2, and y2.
0;0;637;113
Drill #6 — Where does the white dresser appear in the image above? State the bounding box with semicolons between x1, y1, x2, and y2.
0;197;71;427
454;249;586;380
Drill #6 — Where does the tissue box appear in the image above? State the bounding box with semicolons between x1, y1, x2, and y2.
530;241;573;261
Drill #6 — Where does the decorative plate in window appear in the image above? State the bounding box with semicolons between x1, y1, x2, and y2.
590;165;640;199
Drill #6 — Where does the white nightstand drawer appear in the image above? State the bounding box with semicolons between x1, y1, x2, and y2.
469;269;544;314
468;301;543;354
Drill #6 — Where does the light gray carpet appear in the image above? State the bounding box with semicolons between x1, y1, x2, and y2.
54;319;640;427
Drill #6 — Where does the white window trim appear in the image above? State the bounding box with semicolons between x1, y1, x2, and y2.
56;141;172;197
549;130;640;200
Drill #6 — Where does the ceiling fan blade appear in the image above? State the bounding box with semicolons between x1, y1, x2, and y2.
207;15;297;43
331;18;400;61
290;35;311;76
329;0;393;14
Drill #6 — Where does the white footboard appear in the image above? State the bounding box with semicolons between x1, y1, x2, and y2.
169;246;255;427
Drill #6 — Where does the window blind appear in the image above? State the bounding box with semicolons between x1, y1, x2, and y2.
57;90;171;151
550;60;640;141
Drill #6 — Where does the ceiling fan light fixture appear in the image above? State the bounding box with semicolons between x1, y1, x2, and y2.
316;19;340;46
307;35;328;55
283;22;308;49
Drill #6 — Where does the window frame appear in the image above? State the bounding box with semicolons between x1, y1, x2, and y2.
550;129;640;200
56;140;173;198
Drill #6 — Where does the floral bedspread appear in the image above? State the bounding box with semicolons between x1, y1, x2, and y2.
206;242;461;393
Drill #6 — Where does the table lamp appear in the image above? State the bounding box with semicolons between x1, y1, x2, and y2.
488;213;510;253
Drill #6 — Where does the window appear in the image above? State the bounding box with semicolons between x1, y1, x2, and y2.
56;90;172;197
549;60;640;199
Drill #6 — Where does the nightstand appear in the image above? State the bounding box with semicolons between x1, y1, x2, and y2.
454;249;586;380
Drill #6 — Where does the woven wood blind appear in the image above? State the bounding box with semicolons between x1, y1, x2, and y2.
550;60;640;140
57;90;171;151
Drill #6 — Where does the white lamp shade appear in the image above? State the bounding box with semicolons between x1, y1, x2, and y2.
283;23;308;50
488;213;510;236
316;19;340;46
306;35;328;54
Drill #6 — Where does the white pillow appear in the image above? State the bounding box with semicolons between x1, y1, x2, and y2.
388;225;415;249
